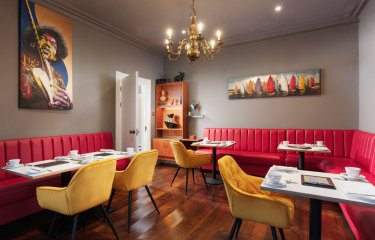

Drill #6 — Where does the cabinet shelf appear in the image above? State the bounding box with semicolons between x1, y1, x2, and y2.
157;105;183;109
188;115;205;118
157;128;182;131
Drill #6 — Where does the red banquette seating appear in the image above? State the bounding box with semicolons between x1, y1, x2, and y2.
198;128;375;240
0;132;129;225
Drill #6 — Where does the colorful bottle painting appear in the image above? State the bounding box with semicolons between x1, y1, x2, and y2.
247;80;254;94
255;78;262;94
279;76;289;95
309;77;315;88
267;75;275;94
289;75;296;92
298;75;306;90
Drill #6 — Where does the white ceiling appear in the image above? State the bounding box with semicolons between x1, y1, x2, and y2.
41;0;366;55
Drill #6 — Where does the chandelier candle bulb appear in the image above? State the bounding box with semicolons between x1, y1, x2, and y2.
216;30;222;41
166;29;173;39
197;22;204;34
210;40;215;49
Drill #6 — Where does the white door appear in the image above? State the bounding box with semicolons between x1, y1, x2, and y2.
115;71;152;152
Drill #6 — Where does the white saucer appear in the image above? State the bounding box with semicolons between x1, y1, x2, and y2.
340;173;366;181
3;164;23;169
55;156;69;161
100;149;115;152
263;179;286;188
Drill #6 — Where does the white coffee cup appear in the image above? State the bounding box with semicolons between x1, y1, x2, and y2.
69;150;79;157
282;141;289;146
316;141;324;147
127;147;135;153
345;167;361;179
203;137;209;143
6;159;20;167
267;171;282;184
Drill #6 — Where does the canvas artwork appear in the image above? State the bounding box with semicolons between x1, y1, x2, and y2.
228;69;321;99
19;0;73;110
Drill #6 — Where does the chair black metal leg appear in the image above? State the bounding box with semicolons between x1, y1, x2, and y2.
71;215;79;240
170;166;181;186
200;167;208;190
235;219;243;237
99;205;119;240
192;168;195;183
145;185;160;214
128;191;132;233
271;226;278;240
185;168;189;195
279;228;286;240
47;212;58;239
228;218;240;240
106;189;116;212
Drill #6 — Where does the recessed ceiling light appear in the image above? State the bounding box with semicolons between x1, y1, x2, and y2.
181;30;186;34
275;5;282;12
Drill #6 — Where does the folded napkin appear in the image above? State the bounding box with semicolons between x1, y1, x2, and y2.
341;181;375;196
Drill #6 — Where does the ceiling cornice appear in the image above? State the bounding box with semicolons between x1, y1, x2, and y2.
35;0;165;57
224;16;359;48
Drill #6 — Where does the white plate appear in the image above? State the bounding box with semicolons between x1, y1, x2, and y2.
263;179;286;188
100;149;115;152
3;164;23;169
340;173;366;181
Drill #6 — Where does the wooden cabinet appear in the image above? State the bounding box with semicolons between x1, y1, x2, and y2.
153;82;188;161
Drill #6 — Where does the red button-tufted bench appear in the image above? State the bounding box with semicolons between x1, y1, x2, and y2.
0;132;130;225
197;128;375;240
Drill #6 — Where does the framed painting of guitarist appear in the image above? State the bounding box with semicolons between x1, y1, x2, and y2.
19;0;73;110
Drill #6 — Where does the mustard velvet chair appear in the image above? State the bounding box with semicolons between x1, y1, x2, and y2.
106;149;160;233
218;156;294;240
36;158;119;240
170;141;211;194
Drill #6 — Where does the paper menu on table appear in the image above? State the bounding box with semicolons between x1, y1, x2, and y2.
341;181;375;196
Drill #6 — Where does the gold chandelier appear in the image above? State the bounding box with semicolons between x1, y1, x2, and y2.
165;0;223;62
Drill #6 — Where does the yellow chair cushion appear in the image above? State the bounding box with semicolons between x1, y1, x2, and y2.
112;150;158;192
218;155;294;229
36;158;116;216
170;141;211;168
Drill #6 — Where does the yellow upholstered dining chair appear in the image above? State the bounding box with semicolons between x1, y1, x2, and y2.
218;156;294;240
36;158;118;240
106;149;160;233
170;141;211;194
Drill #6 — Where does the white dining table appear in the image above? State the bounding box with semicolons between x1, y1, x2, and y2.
1;151;135;185
260;166;375;240
277;143;331;170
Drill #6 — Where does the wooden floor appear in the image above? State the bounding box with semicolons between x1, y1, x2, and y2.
1;164;355;240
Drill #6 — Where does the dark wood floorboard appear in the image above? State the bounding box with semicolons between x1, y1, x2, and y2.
0;164;355;240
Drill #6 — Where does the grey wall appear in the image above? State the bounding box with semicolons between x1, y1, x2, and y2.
0;0;163;140
165;24;359;138
359;0;375;133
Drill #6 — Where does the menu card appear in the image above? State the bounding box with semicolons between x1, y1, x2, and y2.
301;175;336;189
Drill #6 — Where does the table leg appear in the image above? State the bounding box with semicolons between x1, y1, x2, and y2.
309;198;322;240
205;148;223;185
298;152;305;170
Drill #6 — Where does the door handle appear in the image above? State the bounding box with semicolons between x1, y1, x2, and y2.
129;130;135;134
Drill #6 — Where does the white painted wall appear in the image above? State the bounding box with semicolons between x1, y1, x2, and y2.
359;0;375;133
165;24;359;138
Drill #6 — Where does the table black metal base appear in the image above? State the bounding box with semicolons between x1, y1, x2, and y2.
298;152;305;170
309;198;322;240
205;177;223;185
208;147;223;185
